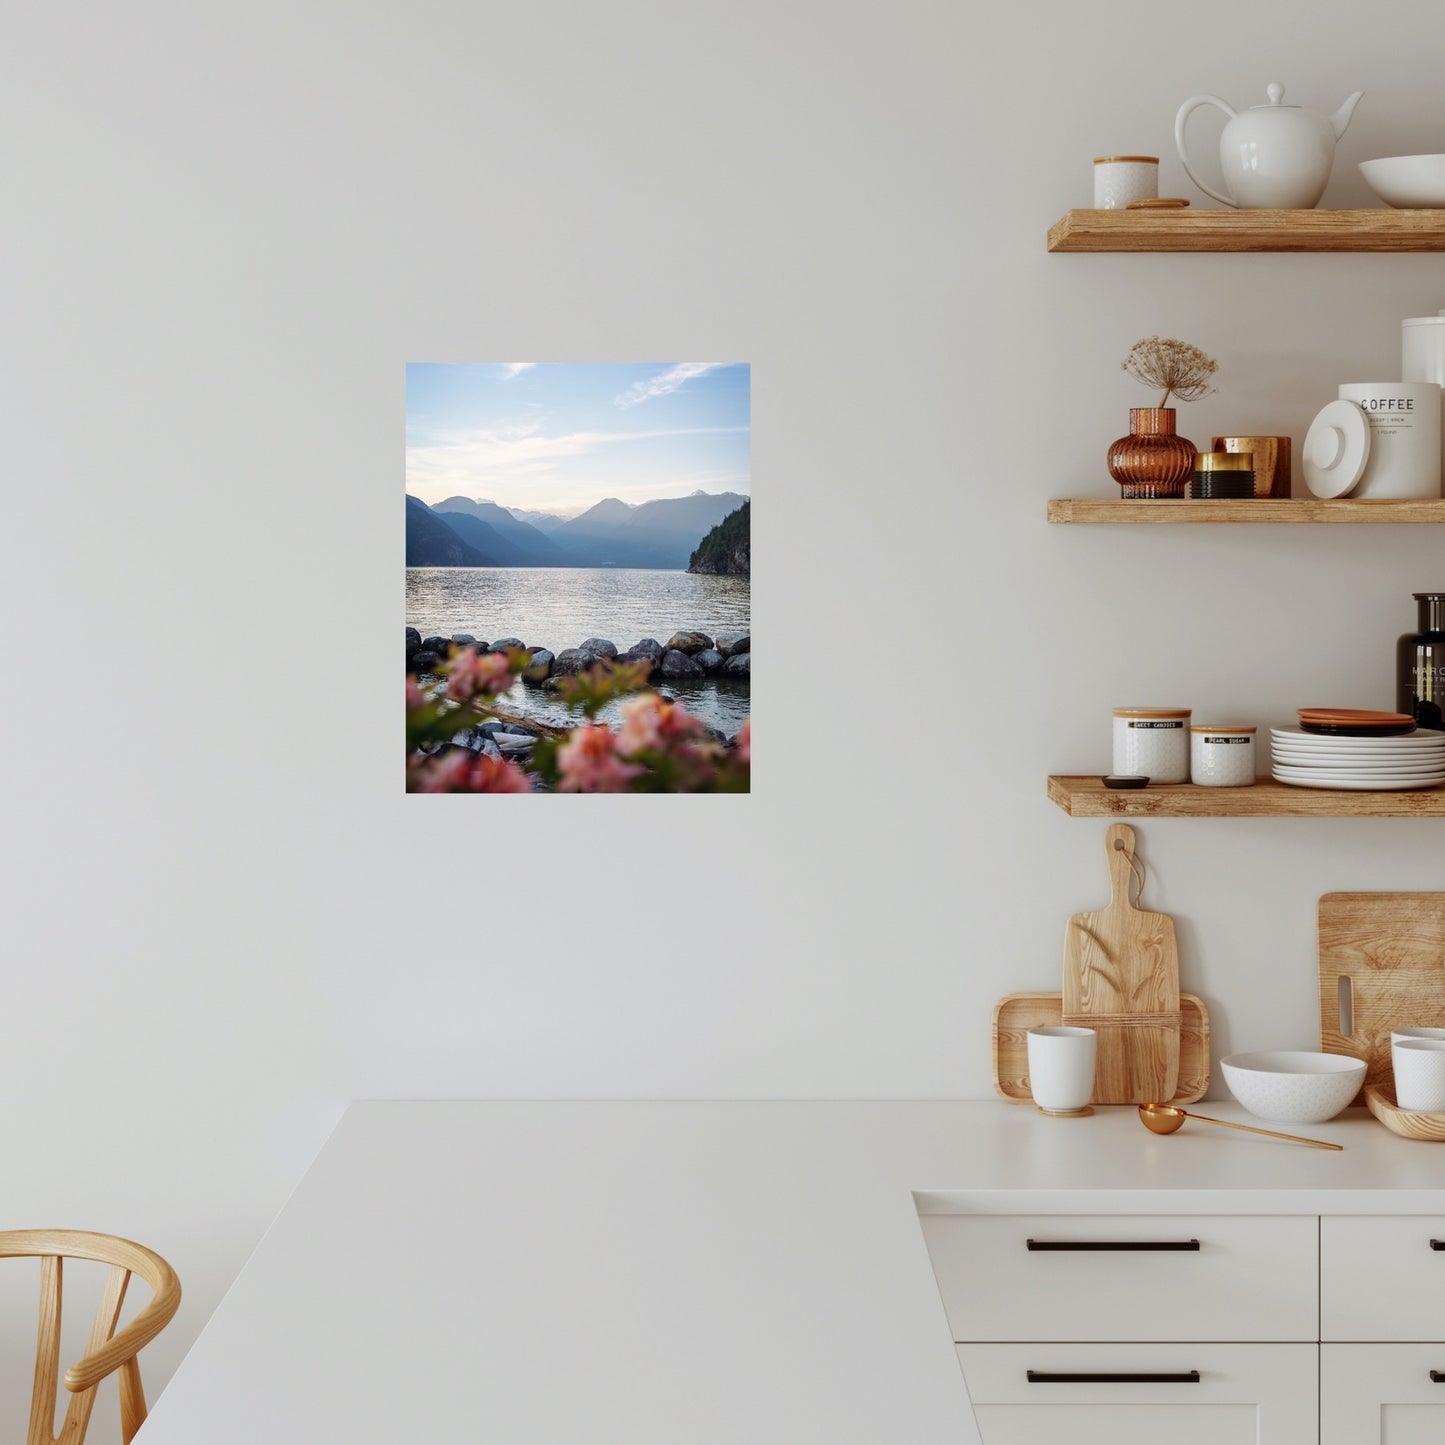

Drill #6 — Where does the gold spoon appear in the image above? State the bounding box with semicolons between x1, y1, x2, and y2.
1138;1103;1342;1151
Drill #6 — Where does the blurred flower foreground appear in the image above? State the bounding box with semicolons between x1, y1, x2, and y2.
407;645;750;794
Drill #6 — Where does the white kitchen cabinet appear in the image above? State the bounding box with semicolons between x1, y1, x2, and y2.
1321;1345;1445;1445
1320;1216;1445;1341
961;1342;1318;1445
921;1213;1317;1343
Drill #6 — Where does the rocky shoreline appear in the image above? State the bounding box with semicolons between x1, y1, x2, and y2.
406;627;750;684
407;626;750;764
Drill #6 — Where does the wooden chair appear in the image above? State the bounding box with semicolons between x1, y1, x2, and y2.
1;1230;181;1445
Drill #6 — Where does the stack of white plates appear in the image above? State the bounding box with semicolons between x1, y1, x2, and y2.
1270;727;1445;790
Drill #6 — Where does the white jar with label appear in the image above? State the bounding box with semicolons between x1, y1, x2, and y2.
1190;725;1256;787
1337;381;1442;499
1113;707;1191;784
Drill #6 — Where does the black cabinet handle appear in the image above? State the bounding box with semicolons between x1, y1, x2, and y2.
1027;1369;1201;1384
1431;1370;1445;1383
1026;1239;1201;1252
1431;1239;1444;1251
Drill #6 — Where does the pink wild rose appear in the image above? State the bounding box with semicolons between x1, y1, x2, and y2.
557;724;643;793
735;717;750;765
615;693;704;757
446;648;515;702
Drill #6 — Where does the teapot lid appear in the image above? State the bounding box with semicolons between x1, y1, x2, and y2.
1248;82;1299;110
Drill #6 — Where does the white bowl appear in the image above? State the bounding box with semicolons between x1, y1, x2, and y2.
1221;1051;1366;1124
1359;155;1445;209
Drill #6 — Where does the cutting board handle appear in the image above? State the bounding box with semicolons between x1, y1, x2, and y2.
1106;824;1141;911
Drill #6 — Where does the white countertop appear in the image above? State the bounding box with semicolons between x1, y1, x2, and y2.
137;1101;1445;1444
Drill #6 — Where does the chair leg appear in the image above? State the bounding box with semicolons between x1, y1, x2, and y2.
119;1358;147;1445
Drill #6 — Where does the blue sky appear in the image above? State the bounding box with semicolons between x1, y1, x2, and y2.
406;362;750;515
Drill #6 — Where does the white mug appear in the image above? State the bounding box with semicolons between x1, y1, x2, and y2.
1392;1038;1445;1113
1392;1027;1445;1047
1026;1026;1097;1115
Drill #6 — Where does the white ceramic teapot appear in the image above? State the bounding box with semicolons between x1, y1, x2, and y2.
1175;82;1363;209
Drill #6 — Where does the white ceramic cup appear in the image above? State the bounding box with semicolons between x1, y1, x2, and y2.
1026;1026;1097;1114
1391;1027;1445;1047
1094;156;1159;210
1392;1038;1445;1113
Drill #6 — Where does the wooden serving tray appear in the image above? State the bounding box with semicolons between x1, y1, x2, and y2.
1318;893;1445;1101
993;991;1210;1105
1365;1083;1445;1142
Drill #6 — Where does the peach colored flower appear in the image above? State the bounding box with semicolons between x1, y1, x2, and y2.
557;724;643;792
408;749;533;793
446;648;515;702
616;693;704;756
735;717;750;765
406;677;428;711
410;750;473;793
465;754;533;793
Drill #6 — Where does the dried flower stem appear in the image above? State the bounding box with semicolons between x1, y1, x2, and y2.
1121;336;1218;408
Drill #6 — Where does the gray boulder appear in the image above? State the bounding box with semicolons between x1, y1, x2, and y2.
722;652;750;676
405;627;422;656
553;647;601;676
615;648;661;677
523;647;555;682
490;637;524;651
578;637;618;659
421;636;451;656
451;633;477;646
715;630;750;657
695;648;725;673
665;631;712;655
628;638;664;661
660;648;705;679
411;650;442;673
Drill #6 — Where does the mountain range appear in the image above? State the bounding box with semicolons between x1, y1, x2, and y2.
405;490;749;570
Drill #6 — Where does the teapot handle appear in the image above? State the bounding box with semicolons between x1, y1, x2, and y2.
1175;95;1238;208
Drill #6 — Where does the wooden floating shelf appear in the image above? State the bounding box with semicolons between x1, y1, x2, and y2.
1047;498;1445;524
1047;208;1445;253
1048;776;1445;819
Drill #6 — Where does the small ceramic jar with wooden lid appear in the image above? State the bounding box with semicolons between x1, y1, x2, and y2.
1113;707;1191;784
1191;725;1257;787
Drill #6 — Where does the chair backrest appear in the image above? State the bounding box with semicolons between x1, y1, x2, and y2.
0;1231;181;1445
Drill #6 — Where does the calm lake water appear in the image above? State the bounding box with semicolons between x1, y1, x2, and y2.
407;567;750;734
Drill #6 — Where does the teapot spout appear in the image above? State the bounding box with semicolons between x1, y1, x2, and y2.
1330;91;1364;140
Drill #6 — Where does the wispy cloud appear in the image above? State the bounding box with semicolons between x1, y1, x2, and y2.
616;362;728;410
406;422;748;504
499;362;536;379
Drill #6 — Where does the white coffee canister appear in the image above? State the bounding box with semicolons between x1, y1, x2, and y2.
1402;309;1445;487
1337;381;1442;499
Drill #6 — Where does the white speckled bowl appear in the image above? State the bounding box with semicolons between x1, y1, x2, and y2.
1221;1051;1366;1124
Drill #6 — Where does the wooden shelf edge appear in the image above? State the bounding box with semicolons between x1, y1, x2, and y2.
1047;498;1445;524
1048;208;1445;253
1048;776;1445;819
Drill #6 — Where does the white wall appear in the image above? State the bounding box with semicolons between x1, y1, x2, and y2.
3;0;1443;1419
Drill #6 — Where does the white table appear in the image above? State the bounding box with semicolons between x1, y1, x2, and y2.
137;1101;1445;1443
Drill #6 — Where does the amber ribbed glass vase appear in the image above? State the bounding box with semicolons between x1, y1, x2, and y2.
1107;408;1197;498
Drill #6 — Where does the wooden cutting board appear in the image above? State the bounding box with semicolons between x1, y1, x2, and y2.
1318;892;1445;1100
992;991;1210;1105
1062;823;1182;1103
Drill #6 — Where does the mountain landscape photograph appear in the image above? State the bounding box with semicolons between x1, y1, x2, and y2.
406;362;751;794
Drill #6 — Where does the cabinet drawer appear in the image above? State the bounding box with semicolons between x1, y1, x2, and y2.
920;1214;1317;1342
1321;1344;1445;1445
959;1342;1318;1445
1321;1217;1445;1341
